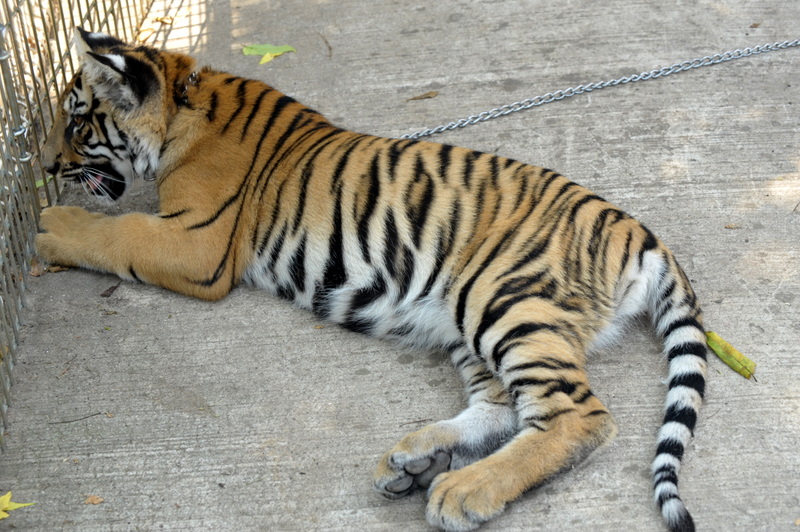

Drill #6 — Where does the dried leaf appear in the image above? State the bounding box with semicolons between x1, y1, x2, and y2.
0;491;35;520
30;257;46;277
100;282;121;298
749;22;761;28
242;44;296;65
706;331;756;379
84;495;104;505
407;90;439;101
724;223;741;229
30;259;69;277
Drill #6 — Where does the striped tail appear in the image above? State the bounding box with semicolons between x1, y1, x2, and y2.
647;253;708;532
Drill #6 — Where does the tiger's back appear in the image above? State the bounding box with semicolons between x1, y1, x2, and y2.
37;29;708;532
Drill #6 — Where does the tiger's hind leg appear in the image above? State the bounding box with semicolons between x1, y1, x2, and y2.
374;346;517;498
426;306;617;531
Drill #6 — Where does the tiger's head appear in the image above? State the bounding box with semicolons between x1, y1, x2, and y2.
42;28;196;201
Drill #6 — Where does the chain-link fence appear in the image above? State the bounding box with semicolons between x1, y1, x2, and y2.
0;0;154;450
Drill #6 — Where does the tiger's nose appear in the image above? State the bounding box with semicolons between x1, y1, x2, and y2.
43;160;60;176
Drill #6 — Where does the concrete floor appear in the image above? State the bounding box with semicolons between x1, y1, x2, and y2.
2;1;799;531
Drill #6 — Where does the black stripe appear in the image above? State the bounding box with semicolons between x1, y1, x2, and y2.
397;245;416;300
508;377;550;395
241;88;271;139
387;139;418;181
656;491;680;506
348;274;387;312
567;193;604;225
188;190;241;230
438;144;453;180
357;153;382;263
289;233;307;294
159;209;187;219
642;225;658;250
322;184;347;291
382;211;400;278
666;341;707;361
662;316;702;339
668;372;706;398
656;438;685;461
542;379;578;398
221;79;249;134
574;389;594;403
409;155;435;249
524;407;576;424
455;241;504;333
461;151;478;188
507;238;549;274
653;465;679;487
420;201;461;299
207;91;218;121
506;359;579;372
495;271;546;296
266;225;287;271
663;404;698;432
291;134;360;235
473;292;535;356
491;322;557;368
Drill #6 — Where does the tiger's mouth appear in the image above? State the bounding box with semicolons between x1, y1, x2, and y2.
72;162;128;202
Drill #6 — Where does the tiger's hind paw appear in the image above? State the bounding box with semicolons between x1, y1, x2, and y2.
376;449;452;498
374;422;461;498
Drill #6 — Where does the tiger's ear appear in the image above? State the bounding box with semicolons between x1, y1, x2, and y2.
74;27;157;112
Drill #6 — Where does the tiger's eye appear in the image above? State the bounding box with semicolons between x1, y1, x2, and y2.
73;115;85;127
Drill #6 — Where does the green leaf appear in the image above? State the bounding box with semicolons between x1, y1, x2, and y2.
706;331;756;380
35;175;53;188
242;44;296;64
0;491;35;520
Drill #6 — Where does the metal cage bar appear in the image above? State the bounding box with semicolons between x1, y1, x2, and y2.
0;0;154;450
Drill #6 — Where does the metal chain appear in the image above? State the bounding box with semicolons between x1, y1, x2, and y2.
398;39;800;140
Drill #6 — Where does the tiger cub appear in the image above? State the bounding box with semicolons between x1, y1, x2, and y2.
36;28;707;532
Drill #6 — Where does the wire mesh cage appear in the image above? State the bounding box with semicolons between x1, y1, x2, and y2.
0;0;154;450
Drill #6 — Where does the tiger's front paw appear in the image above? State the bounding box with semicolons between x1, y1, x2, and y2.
36;206;106;266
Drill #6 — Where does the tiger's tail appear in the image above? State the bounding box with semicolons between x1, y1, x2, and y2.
646;250;708;532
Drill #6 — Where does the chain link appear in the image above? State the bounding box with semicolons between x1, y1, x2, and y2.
398;39;800;140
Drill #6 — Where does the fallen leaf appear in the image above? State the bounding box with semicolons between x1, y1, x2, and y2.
749;22;761;28
30;258;46;277
84;495;104;505
30;259;68;277
0;491;35;520
242;44;296;65
35;175;53;188
100;282;121;298
407;90;439;101
724;223;741;229
706;331;756;380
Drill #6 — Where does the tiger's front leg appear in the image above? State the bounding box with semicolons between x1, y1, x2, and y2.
35;206;240;300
